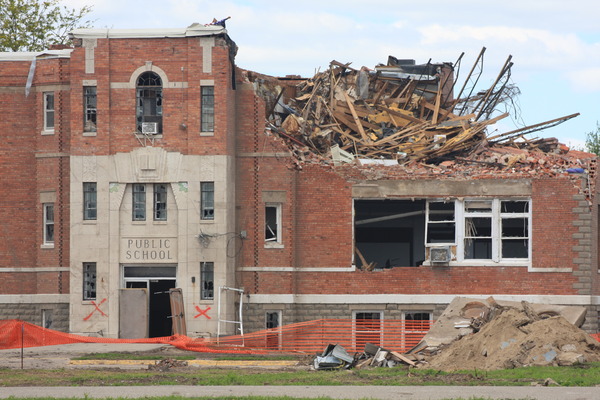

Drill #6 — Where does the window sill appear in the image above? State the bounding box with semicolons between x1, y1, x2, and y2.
82;131;97;137
136;133;163;138
132;220;147;225
199;219;215;224
265;242;284;249
153;220;168;225
41;243;55;249
82;220;97;225
200;131;214;137
422;260;530;267
41;129;55;136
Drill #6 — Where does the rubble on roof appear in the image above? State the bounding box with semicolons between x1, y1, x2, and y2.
246;49;597;200
248;49;595;184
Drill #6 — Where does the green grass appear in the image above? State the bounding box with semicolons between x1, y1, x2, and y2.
2;363;600;387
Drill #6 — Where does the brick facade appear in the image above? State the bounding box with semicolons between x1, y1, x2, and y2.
1;25;599;338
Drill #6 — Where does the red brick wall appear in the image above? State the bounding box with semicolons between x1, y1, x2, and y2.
69;36;235;157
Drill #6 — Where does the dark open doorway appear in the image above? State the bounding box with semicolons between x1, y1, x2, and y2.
125;276;176;338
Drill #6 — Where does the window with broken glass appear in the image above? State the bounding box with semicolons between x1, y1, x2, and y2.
426;201;455;244
153;184;167;221
83;182;97;220
83;262;96;300
201;182;214;220
353;311;383;348
83;86;97;132
136;72;162;134
265;203;282;245
132;184;146;221
463;199;530;261
200;262;214;300
43;203;54;245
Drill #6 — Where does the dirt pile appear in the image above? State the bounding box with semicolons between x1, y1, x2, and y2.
422;306;600;371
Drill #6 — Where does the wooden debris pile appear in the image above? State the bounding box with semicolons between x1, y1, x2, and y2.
266;49;580;166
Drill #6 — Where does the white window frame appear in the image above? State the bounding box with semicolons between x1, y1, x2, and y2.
83;262;97;301
42;203;54;246
43;92;55;133
352;310;383;350
200;261;214;300
425;198;531;266
200;182;215;221
265;202;283;248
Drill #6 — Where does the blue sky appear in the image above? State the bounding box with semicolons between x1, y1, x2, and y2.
66;0;600;148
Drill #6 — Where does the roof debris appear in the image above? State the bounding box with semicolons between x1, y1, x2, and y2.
246;48;596;198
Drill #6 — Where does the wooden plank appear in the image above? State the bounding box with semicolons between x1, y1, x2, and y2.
389;351;416;366
343;91;371;143
376;104;423;125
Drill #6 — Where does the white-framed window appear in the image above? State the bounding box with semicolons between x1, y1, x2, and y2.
201;182;214;220
132;184;146;221
83;86;97;132
265;203;282;247
43;92;55;131
83;182;97;220
200;262;214;300
424;198;531;263
402;311;432;349
201;86;214;132
426;200;456;245
83;262;97;300
353;311;383;349
43;203;54;245
462;199;530;262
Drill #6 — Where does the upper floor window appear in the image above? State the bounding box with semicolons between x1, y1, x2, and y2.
132;184;146;221
83;182;97;220
83;86;97;132
136;72;162;134
43;92;55;131
201;182;214;220
265;203;282;247
201;86;214;132
153;183;167;221
43;203;54;245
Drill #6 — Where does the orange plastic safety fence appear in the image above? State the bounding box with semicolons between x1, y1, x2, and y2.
0;319;259;354
207;319;433;353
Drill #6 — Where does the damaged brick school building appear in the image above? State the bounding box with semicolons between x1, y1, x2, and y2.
0;23;599;341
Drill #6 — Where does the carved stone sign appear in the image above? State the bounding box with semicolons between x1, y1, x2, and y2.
121;238;177;262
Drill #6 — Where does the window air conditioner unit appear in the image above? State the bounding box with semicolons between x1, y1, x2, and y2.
430;246;451;263
141;122;158;134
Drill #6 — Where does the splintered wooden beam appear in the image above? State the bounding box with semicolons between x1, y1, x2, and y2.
343;91;371;143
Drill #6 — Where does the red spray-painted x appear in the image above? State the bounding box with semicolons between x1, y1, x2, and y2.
194;305;211;319
83;298;108;321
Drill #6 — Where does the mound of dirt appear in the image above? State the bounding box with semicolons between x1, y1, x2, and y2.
422;306;600;371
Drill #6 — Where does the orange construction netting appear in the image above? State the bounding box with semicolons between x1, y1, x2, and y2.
206;318;432;353
0;319;260;354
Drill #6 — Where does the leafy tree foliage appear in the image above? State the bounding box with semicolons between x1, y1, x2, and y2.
584;122;600;156
0;0;93;52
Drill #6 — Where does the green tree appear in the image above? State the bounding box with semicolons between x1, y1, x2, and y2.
0;0;93;52
584;122;600;156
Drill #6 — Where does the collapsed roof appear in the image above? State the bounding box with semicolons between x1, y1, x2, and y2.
245;48;595;193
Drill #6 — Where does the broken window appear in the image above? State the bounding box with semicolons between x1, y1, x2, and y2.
43;92;54;131
266;311;281;329
500;200;529;259
200;262;214;300
153;183;167;221
265;203;282;246
463;199;530;261
83;86;97;132
83;262;96;300
42;309;53;329
43;203;54;245
354;311;382;348
201;182;214;220
132;184;146;221
426;201;455;244
354;199;426;268
201;86;214;132
136;72;162;134
83;182;97;220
